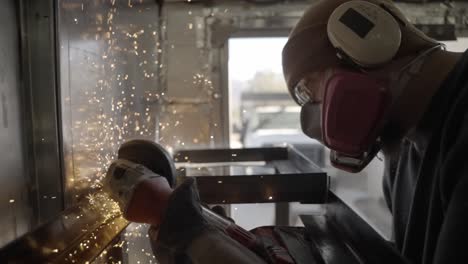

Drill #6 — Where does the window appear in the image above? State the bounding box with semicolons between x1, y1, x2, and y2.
228;37;322;229
228;37;317;149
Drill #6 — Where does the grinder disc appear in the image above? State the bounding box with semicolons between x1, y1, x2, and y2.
118;139;176;188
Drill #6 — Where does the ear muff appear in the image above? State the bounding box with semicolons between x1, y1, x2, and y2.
327;0;402;67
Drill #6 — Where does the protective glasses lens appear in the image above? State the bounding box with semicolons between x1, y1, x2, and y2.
293;79;311;106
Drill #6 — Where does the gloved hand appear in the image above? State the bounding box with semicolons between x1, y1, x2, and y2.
104;159;173;226
146;177;210;264
104;159;206;264
148;177;210;251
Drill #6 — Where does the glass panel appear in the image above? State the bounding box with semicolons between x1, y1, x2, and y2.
59;0;162;204
58;1;162;262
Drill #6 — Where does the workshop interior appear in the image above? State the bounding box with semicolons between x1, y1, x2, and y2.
0;0;467;263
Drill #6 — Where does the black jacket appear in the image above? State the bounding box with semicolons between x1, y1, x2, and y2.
383;51;468;264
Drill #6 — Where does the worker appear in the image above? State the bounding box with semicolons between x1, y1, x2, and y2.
282;0;468;263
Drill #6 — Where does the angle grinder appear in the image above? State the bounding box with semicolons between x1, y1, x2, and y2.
103;139;254;234
103;139;294;263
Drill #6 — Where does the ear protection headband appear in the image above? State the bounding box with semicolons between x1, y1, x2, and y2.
321;0;441;172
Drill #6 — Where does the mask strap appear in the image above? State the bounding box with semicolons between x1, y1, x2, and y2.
365;43;441;146
388;44;443;107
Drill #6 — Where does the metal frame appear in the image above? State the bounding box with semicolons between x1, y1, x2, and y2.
175;146;328;203
175;146;288;162
194;173;328;204
18;0;64;224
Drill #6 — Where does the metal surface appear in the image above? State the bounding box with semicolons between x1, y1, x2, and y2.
0;0;34;248
160;3;224;149
300;192;408;264
0;192;128;264
325;193;406;264
302;215;361;264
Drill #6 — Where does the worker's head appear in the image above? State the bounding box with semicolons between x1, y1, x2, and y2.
283;0;442;172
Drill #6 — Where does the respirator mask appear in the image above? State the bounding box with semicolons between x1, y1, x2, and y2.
295;0;442;172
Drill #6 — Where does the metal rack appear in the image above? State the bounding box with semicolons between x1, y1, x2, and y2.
175;146;328;204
